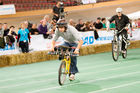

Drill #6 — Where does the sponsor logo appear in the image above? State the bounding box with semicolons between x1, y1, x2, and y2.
82;36;94;45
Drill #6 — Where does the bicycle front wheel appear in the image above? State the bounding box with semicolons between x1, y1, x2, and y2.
112;40;119;61
58;61;67;86
122;49;127;59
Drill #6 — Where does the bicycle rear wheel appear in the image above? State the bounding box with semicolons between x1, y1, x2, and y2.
112;40;119;61
58;61;67;85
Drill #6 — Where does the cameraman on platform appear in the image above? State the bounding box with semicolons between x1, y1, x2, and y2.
52;1;64;22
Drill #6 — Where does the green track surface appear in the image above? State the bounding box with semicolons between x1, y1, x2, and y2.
0;48;140;93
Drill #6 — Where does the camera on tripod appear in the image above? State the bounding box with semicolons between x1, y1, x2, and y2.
59;2;65;19
60;2;64;9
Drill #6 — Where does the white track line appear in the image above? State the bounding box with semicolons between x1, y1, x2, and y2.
0;62;117;83
81;64;139;75
0;72;57;82
25;71;140;93
80;63;117;71
0;58;137;83
0;63;139;89
0;78;55;89
88;81;140;93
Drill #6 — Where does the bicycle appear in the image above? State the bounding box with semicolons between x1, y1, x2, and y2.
112;28;129;61
48;46;78;85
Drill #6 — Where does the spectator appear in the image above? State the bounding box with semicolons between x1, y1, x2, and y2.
30;24;39;35
44;15;51;30
0;23;4;37
38;20;51;38
8;26;17;36
49;19;57;34
101;18;107;29
0;23;5;48
47;20;57;39
69;19;76;27
93;17;103;29
93;17;103;40
83;21;93;31
17;22;30;53
24;21;32;30
3;23;9;36
137;18;140;28
7;26;17;46
75;19;85;31
0;0;3;5
132;19;138;28
110;20;116;30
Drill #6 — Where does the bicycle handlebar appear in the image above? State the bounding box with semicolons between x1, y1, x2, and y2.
48;51;79;57
114;23;130;34
48;46;79;57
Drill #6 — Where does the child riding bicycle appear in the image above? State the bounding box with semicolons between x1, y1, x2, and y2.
50;19;83;81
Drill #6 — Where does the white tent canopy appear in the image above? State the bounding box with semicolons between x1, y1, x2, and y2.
127;11;140;19
106;11;140;20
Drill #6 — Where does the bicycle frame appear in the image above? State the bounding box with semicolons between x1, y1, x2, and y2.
48;46;77;85
114;30;128;52
62;56;71;74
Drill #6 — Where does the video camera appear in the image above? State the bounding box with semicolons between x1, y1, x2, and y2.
59;2;64;9
59;2;65;19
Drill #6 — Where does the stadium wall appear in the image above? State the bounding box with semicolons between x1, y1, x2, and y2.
0;40;140;67
0;0;139;19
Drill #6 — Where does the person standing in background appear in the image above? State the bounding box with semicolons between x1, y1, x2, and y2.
7;26;17;46
132;19;138;28
29;23;39;35
101;18;107;29
24;21;32;30
137;18;140;28
17;22;30;53
43;15;51;30
3;23;9;36
110;20;116;30
69;19;76;27
0;23;5;48
38;20;52;39
93;17;103;39
75;19;85;31
93;17;103;29
0;23;4;37
8;26;17;36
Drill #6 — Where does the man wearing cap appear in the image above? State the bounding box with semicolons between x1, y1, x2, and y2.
107;8;131;53
50;19;83;81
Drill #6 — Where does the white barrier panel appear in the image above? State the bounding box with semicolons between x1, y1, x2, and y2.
0;4;16;15
29;35;64;51
82;0;96;4
129;29;140;40
81;31;113;46
0;29;140;55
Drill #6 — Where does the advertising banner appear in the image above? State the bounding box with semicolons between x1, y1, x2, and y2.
82;0;96;4
0;4;16;15
0;29;140;55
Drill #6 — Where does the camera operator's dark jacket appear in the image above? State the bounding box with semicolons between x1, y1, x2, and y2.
53;6;64;15
53;6;64;21
109;14;130;31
